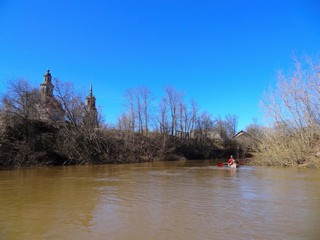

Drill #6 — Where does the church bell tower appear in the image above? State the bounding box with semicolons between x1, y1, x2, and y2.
40;69;54;101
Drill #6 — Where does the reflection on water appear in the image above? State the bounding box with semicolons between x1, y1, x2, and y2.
0;161;319;239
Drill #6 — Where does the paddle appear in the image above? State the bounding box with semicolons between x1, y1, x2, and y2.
217;163;228;167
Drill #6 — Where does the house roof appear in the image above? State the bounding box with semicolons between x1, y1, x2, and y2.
232;130;247;138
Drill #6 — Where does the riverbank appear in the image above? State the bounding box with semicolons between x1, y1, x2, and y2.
0;118;236;169
247;153;320;168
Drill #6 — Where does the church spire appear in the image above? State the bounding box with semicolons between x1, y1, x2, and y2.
89;83;93;97
85;83;98;127
86;83;96;110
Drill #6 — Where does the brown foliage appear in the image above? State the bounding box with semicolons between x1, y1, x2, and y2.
258;56;320;167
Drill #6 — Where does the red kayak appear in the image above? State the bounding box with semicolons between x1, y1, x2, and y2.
217;162;238;168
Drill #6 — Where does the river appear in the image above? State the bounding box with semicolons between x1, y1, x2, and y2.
0;160;319;240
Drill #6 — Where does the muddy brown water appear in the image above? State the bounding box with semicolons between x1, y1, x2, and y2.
0;160;319;239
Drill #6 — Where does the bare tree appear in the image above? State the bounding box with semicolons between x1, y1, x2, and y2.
53;78;85;126
214;116;228;140
124;88;136;132
121;86;154;136
118;113;132;131
157;97;169;135
259;56;320;166
134;86;153;136
164;86;183;136
1;78;39;121
1;78;40;152
138;86;153;136
136;89;143;134
225;114;238;138
0;78;56;166
188;98;199;134
201;112;215;131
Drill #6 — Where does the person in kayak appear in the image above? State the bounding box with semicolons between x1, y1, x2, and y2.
228;155;236;167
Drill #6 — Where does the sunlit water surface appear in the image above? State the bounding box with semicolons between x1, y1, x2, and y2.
0;160;319;240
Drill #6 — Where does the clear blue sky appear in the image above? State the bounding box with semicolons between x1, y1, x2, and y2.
1;0;319;130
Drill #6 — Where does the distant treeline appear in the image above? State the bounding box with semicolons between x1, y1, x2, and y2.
0;77;251;169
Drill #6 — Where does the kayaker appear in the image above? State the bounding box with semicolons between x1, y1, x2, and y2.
228;155;236;167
